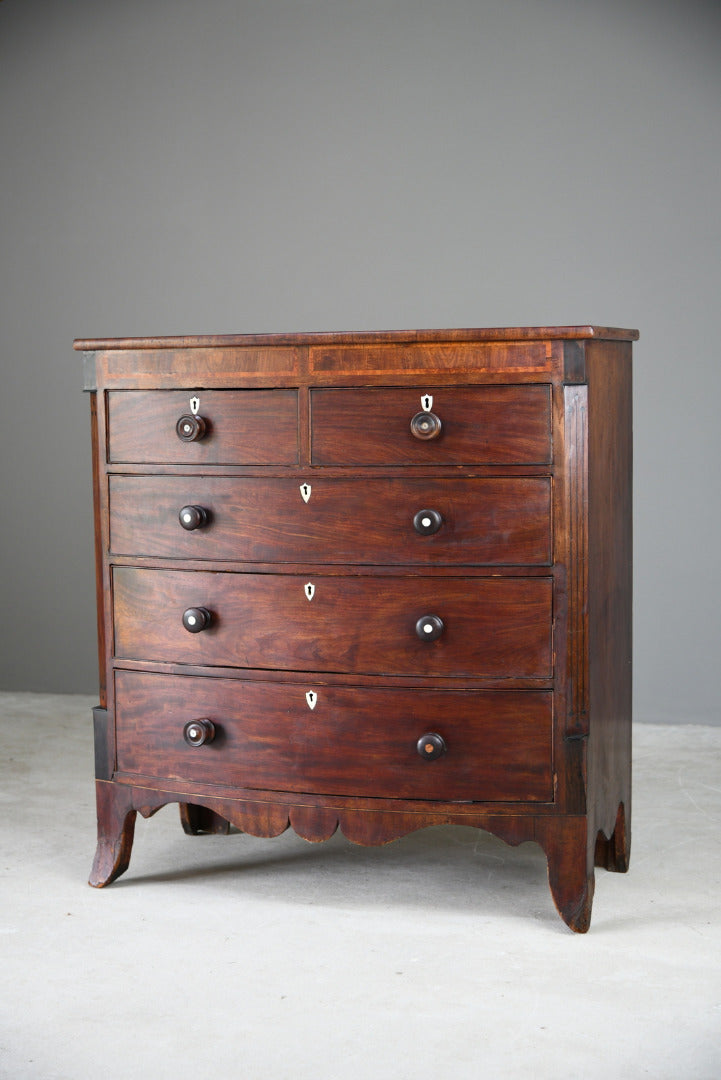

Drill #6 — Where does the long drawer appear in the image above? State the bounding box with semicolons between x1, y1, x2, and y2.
310;385;552;465
114;670;554;802
113;568;553;677
106;389;299;465
108;475;552;566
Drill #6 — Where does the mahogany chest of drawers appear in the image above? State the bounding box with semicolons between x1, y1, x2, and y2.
76;325;636;932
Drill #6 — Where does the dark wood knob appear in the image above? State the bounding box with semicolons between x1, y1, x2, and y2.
179;505;209;531
183;719;215;746
182;606;212;633
416;733;446;761
415;614;444;642
176;413;207;442
410;411;442;440
413;509;443;535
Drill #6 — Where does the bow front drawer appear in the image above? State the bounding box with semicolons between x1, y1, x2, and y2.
310;385;551;465
108;475;552;566
106;389;298;464
114;670;553;802
113;567;553;678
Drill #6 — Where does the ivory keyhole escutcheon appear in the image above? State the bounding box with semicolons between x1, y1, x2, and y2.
300;483;312;503
305;582;315;601
305;691;318;710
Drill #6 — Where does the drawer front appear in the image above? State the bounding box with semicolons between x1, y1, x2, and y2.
109;475;552;566
107;389;298;465
310;385;551;465
115;670;554;802
113;568;553;677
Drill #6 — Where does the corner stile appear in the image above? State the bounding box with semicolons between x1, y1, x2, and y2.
563;383;589;737
83;352;98;392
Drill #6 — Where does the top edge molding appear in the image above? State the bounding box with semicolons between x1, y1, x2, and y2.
73;326;639;351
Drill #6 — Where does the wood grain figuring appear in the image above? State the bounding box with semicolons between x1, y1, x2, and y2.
114;671;553;801
112;567;553;678
106;346;302;379
108;475;552;566
107;389;299;464
310;385;551;465
309;341;552;374
82;324;636;931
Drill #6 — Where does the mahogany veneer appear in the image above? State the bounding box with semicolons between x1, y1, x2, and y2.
77;325;636;931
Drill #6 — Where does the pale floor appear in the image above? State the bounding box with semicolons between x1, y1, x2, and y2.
1;691;720;1080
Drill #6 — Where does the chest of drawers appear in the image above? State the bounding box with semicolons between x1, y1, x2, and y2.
76;325;635;932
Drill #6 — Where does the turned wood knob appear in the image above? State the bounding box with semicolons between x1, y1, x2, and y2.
410;410;442;440
413;509;443;535
183;719;215;746
179;505;209;531
415;614;444;642
176;413;207;442
182;606;212;633
416;733;446;761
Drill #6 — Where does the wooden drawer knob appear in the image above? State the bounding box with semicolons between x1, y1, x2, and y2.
182;606;212;633
176;413;207;442
410;410;442;440
416;733;446;761
415;614;444;642
179;505;209;531
413;509;443;535
183;719;215;746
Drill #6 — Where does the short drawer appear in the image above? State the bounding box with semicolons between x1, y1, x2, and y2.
310;385;551;465
115;670;554;802
113;568;553;678
108;475;552;566
106;389;298;465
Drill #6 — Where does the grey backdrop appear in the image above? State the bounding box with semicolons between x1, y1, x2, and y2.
1;0;719;725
